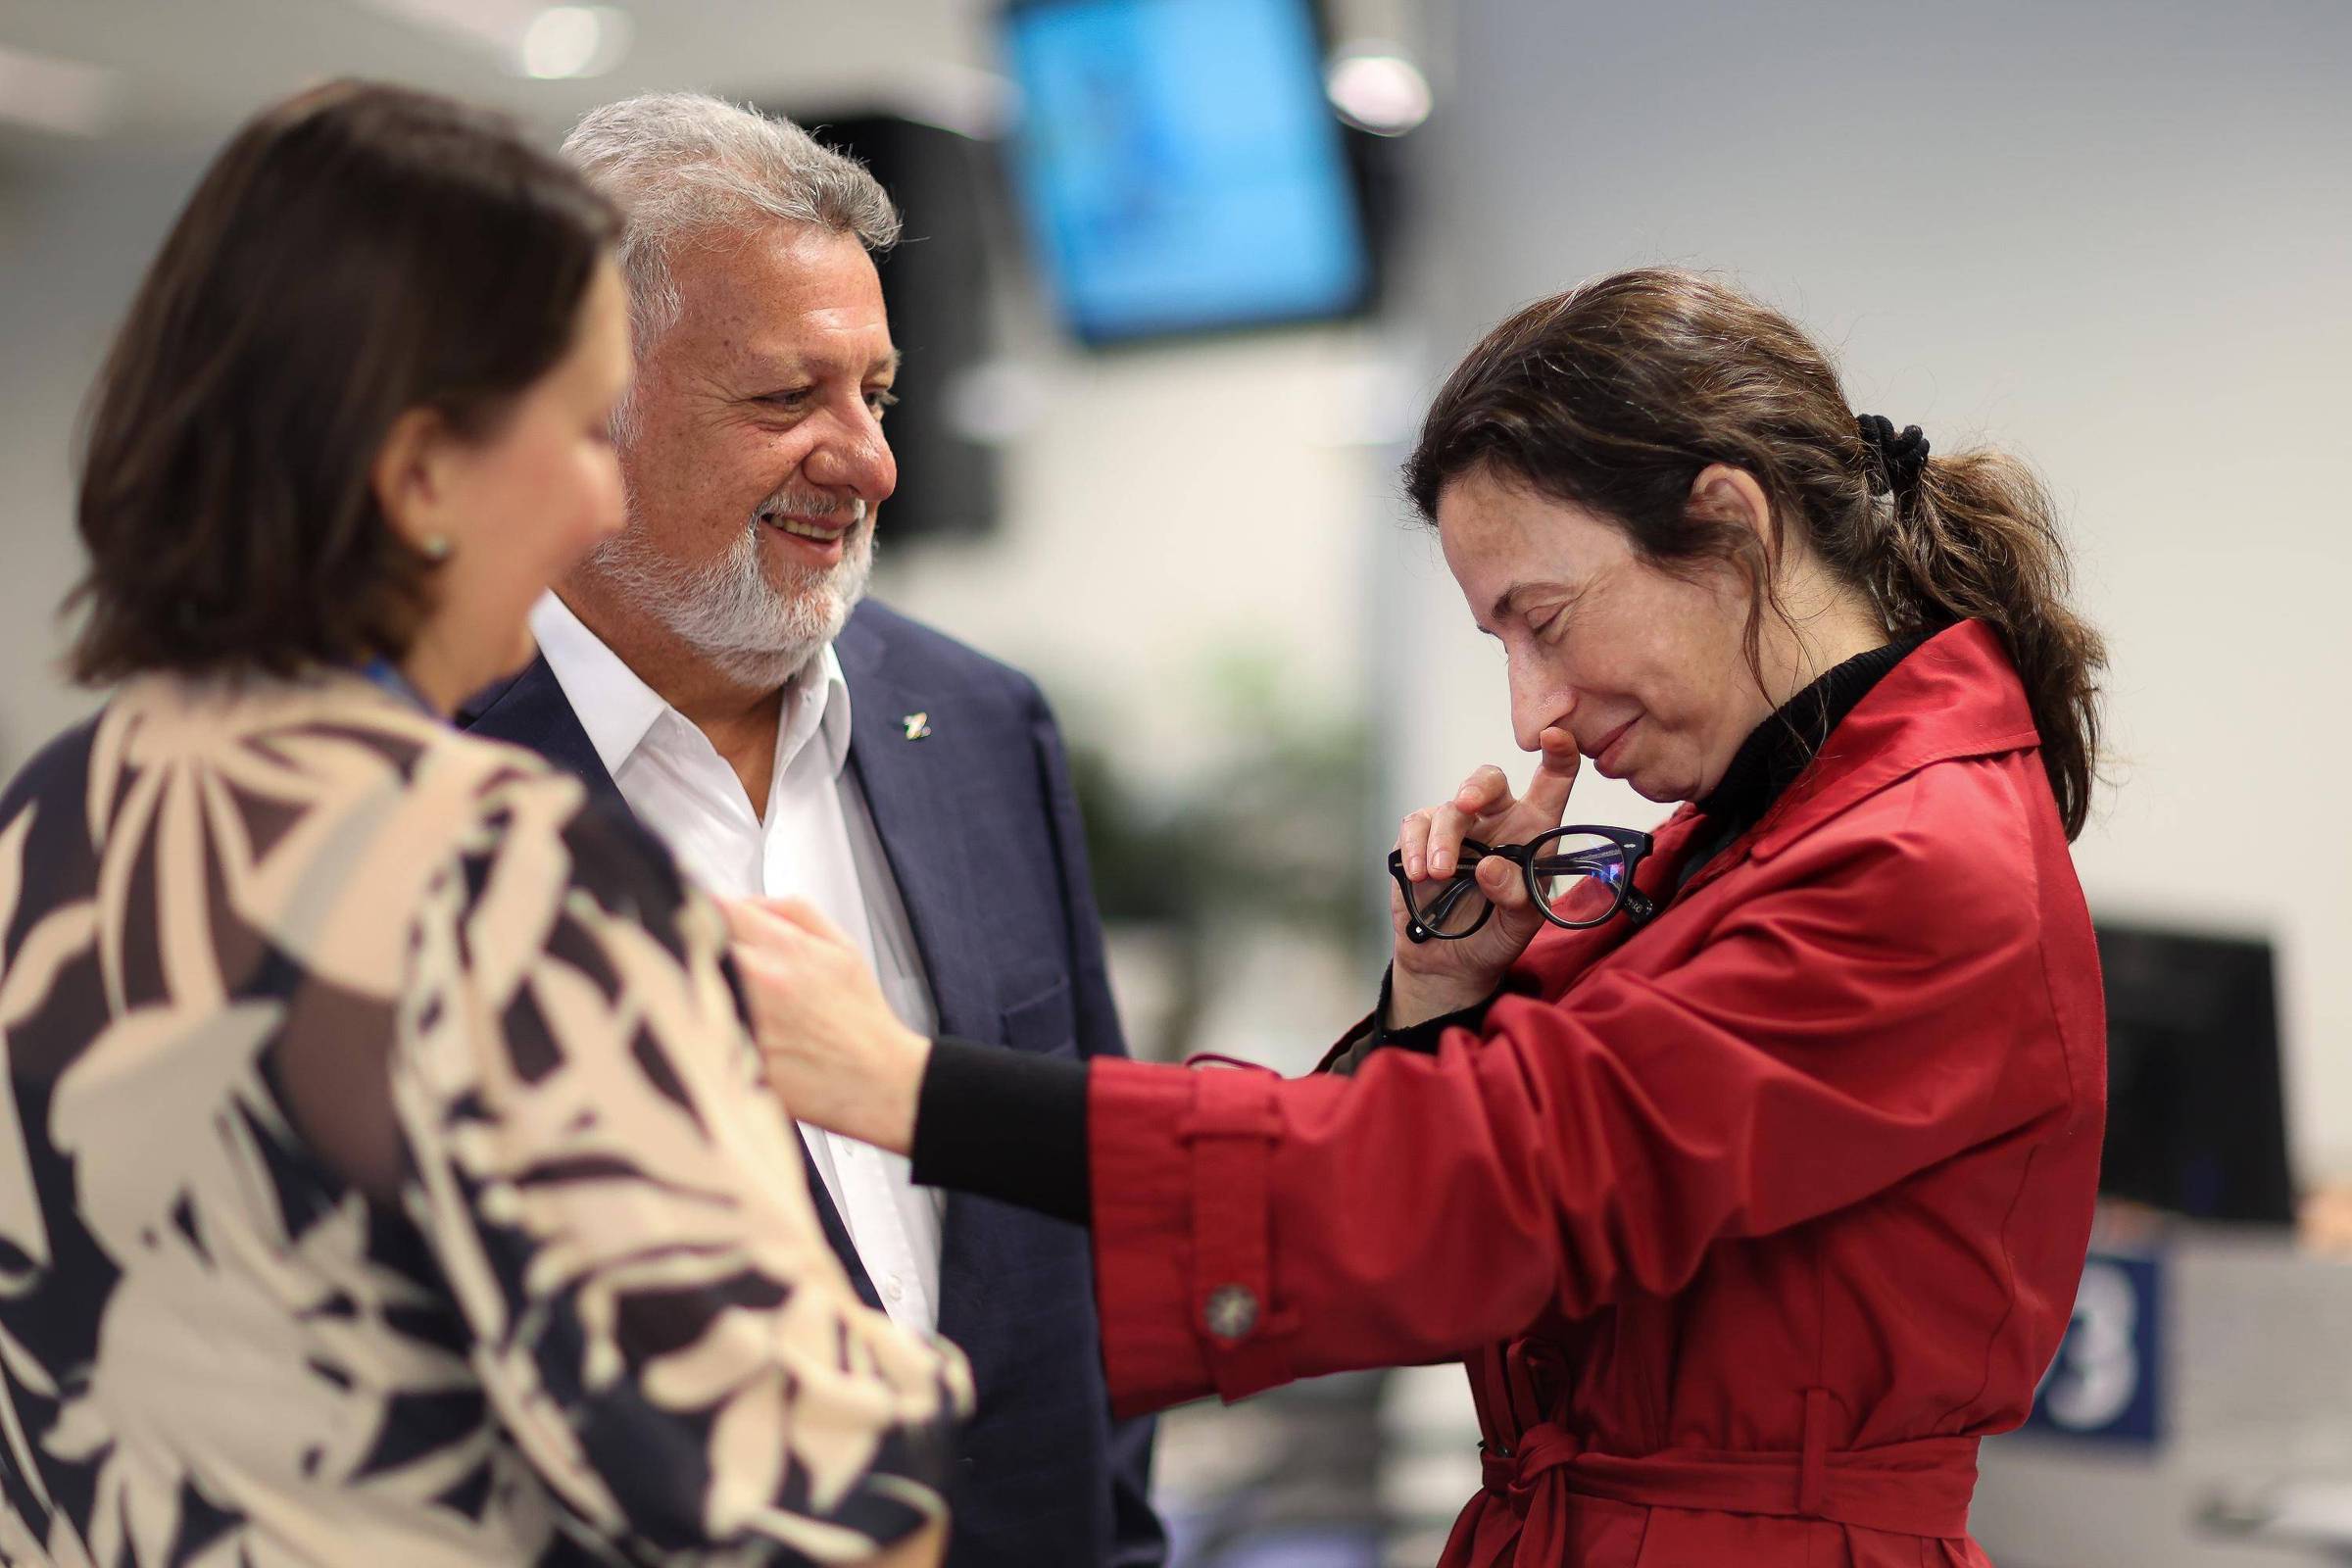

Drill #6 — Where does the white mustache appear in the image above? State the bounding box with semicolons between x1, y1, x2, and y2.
754;490;866;527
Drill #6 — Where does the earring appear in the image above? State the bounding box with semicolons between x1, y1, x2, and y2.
419;534;453;563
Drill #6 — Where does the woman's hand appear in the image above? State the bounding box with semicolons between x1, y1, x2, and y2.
1389;727;1581;1027
723;898;931;1155
869;1518;948;1568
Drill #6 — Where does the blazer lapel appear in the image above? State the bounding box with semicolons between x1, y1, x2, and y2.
809;1166;884;1312
456;656;627;815
834;619;995;1044
836;614;1003;1347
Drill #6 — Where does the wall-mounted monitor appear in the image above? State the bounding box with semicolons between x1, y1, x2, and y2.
2097;923;2293;1226
1001;0;1374;344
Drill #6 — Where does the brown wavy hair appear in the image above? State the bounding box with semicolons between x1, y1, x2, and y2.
67;80;620;682
1405;268;2106;839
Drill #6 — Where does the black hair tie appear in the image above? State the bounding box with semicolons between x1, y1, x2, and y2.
1856;413;1931;498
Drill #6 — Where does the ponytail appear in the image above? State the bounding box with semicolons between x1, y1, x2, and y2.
1864;439;2106;839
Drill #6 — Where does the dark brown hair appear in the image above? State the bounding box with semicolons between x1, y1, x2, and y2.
67;80;621;682
1405;268;2106;839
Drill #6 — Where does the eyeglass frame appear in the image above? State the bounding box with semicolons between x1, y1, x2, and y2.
1387;825;1658;944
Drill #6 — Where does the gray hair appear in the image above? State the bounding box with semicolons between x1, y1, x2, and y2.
561;93;900;389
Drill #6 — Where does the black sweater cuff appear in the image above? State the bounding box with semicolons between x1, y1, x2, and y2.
1372;966;1501;1055
909;1036;1092;1227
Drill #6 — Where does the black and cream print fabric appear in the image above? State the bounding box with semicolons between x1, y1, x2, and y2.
0;672;969;1566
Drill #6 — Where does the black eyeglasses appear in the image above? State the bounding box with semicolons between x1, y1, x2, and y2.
1388;826;1657;944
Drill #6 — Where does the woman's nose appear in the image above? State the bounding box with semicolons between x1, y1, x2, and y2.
1509;675;1574;755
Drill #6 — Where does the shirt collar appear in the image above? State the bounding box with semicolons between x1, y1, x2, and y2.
777;640;855;783
529;592;667;776
528;591;855;782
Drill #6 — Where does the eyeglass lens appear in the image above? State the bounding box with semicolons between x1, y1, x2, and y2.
1529;831;1629;927
1413;857;1494;937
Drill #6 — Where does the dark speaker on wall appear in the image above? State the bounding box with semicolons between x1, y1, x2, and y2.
797;112;1004;545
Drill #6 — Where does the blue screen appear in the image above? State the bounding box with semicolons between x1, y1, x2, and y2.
1003;0;1371;341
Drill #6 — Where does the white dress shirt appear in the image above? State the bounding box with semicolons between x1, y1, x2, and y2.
529;592;946;1332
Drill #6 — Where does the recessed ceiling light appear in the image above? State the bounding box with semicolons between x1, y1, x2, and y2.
0;43;122;137
1325;45;1432;137
345;0;632;78
517;5;633;79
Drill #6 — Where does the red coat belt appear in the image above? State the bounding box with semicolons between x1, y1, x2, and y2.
1446;1385;1980;1564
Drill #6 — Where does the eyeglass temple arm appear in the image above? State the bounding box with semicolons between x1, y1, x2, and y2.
1412;846;1655;925
1421;876;1482;925
1528;849;1619;875
1428;848;1621;903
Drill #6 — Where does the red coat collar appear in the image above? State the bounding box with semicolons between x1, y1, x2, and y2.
1740;619;2039;863
1515;621;2040;989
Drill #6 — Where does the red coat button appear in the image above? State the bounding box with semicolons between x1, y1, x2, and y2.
1202;1284;1259;1342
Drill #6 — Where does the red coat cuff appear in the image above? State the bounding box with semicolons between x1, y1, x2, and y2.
1089;1057;1301;1417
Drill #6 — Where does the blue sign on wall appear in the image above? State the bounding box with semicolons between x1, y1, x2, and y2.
2025;1249;2165;1446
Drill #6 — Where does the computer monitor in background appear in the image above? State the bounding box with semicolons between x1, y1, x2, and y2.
2096;924;2294;1225
1000;0;1374;343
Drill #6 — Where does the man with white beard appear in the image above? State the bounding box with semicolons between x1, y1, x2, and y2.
460;94;1163;1568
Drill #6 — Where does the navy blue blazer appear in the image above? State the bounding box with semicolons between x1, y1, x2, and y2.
459;600;1163;1568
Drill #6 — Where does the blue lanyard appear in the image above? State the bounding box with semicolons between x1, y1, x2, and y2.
360;657;435;715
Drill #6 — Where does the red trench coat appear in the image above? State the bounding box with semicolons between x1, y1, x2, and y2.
1086;621;2106;1567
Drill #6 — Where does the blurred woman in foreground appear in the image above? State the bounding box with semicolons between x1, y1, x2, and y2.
0;82;963;1567
732;269;2109;1568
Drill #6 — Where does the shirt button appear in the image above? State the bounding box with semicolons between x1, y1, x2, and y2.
885;1277;905;1303
1202;1284;1258;1343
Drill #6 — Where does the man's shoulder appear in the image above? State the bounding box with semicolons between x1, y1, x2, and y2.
842;600;1047;710
453;656;548;731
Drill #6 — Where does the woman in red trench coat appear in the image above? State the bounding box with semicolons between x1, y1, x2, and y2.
728;269;2110;1568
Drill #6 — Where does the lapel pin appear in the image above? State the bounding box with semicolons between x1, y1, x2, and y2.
902;711;932;741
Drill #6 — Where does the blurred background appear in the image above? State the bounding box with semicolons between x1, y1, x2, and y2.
1;0;2347;1562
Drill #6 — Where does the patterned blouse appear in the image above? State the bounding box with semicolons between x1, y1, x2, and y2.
0;671;971;1566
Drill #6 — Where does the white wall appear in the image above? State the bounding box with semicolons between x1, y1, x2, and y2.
1377;0;2352;1171
0;141;206;768
877;324;1393;797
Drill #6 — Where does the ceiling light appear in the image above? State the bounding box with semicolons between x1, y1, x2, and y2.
0;43;122;137
1325;46;1432;137
517;5;632;79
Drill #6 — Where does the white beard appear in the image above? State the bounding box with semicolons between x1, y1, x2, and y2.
586;507;873;690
